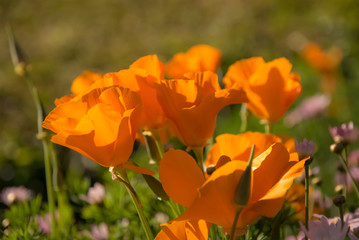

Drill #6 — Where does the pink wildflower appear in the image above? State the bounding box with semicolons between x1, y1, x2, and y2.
329;121;359;145
91;223;109;240
285;94;330;127
0;186;33;206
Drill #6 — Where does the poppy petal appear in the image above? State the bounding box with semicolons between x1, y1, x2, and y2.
159;149;205;207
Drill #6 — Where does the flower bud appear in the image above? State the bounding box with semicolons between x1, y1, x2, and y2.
311;177;322;186
334;184;345;195
143;131;161;164
206;165;216;175
330;143;344;154
142;174;169;201
6;26;30;76
234;145;255;207
332;195;346;207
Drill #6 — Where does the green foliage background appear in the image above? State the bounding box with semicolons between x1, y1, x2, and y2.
0;0;359;238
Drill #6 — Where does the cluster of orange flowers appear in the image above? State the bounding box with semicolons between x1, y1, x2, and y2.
42;44;306;238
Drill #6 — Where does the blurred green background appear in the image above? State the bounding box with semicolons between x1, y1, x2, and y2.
1;0;359;210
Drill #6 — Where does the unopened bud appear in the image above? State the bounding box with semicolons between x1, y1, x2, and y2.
332;195;346;207
6;25;30;76
142;174;169;201
234;145;255;207
143;131;161;165
206;165;216;175
334;184;345;195
311;177;322;186
330;143;344;154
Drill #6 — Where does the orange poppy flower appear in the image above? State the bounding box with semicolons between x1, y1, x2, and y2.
71;70;104;95
102;55;167;130
165;44;221;79
159;144;305;232
56;55;167;131
154;71;248;148
206;132;282;167
154;220;210;240
42;86;154;175
302;42;342;95
302;42;342;74
206;132;301;171
223;57;302;123
53;70;104;106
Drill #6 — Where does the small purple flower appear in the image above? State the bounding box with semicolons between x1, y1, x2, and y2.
345;209;359;240
295;139;315;160
0;186;34;206
329;121;359;145
300;214;348;240
91;223;109;240
87;182;105;205
284;94;330;127
285;231;306;240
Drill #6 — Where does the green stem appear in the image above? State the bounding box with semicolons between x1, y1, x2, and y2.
239;104;248;133
339;205;344;229
166;200;181;217
264;122;272;134
230;208;243;240
25;73;56;236
120;171;154;240
339;154;359;198
304;164;310;234
210;224;219;240
48;142;60;192
151;130;164;159
193;147;205;178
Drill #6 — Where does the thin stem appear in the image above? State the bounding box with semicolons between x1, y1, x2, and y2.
43;140;56;236
151;130;164;159
48;142;60;192
120;171;154;240
230;207;243;240
25;73;56;236
239;104;248;133
264;122;272;134
170;199;181;216
7;27;57;235
339;205;344;229
166;200;181;217
193;147;205;178
304;164;310;234
339;154;359;198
